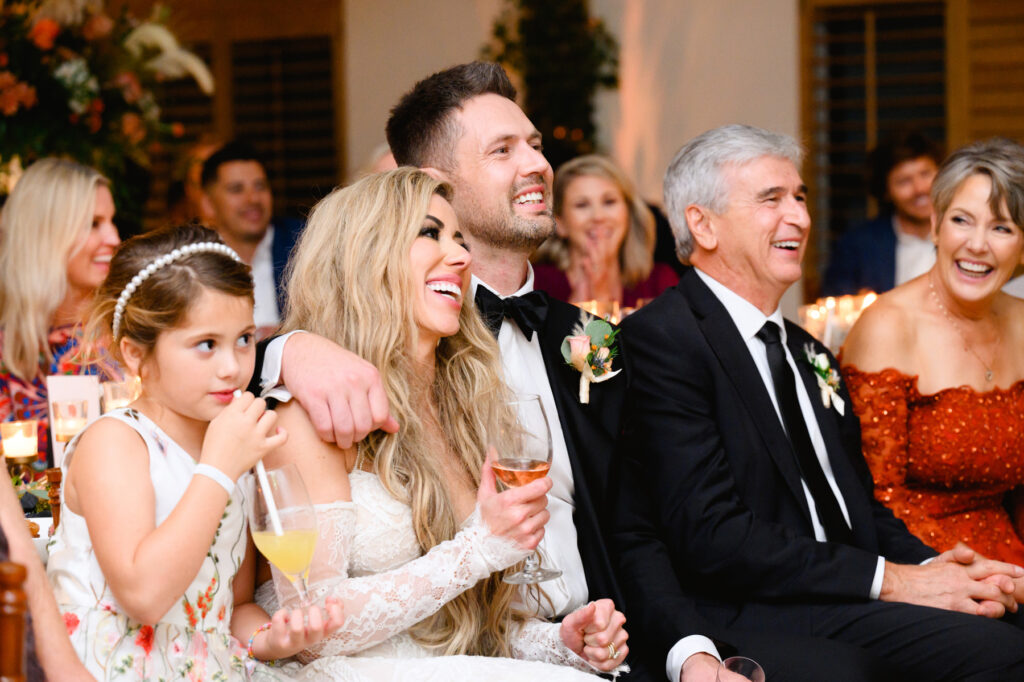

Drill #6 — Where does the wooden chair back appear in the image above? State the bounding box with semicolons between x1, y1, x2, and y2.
0;561;27;682
45;469;62;530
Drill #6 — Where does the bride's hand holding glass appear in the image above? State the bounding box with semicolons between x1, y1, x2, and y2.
476;448;552;553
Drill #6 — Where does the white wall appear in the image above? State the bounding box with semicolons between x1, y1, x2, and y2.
342;0;501;176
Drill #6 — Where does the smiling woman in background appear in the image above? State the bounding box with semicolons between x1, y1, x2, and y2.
842;138;1024;563
533;155;677;308
0;158;122;455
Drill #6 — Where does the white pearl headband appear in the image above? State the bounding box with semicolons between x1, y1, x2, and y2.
111;242;244;340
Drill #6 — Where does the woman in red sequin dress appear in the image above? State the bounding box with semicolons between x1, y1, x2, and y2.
0;159;121;459
842;138;1024;564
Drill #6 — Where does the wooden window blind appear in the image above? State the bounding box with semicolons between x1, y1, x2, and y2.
947;0;1024;145
802;2;945;298
232;36;337;219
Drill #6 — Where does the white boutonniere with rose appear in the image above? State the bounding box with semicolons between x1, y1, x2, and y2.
803;344;845;416
561;311;621;404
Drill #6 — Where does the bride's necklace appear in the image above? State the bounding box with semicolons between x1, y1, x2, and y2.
928;278;998;382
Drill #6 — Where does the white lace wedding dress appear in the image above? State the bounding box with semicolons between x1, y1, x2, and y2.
257;470;601;681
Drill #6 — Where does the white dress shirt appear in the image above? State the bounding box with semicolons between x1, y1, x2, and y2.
893;217;936;287
471;269;589;619
251;225;281;329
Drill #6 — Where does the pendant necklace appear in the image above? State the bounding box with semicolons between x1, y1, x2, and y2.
928;278;997;382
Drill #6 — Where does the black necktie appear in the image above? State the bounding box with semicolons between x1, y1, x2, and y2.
756;321;854;544
474;287;548;341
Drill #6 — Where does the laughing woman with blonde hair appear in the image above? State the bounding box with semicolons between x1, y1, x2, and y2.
257;166;625;680
0;158;121;457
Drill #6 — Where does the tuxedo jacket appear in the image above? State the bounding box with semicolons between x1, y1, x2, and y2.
821;215;896;296
270;216;305;312
610;267;936;660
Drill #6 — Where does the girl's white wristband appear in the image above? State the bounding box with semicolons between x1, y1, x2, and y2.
194;463;235;496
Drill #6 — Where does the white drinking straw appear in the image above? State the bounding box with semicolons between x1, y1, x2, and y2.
235;390;283;536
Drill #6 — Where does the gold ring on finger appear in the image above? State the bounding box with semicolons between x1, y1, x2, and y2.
607;643;618;660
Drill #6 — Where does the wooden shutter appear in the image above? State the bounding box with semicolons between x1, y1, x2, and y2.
947;0;1024;146
232;36;337;219
801;1;945;299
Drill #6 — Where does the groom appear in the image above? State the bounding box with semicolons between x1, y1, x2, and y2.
611;123;1024;681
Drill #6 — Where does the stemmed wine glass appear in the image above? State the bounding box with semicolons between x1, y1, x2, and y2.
717;656;765;682
491;393;560;584
243;462;318;605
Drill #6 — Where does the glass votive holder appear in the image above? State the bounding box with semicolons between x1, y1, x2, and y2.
2;420;39;458
101;377;140;413
52;400;89;443
2;419;38;479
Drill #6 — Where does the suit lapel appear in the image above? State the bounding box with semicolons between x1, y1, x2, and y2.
534;294;625;605
681;270;812;522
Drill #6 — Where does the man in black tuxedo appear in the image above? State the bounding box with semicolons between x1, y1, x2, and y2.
611;123;1024;681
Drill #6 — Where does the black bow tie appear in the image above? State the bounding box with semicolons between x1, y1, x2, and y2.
474;287;548;340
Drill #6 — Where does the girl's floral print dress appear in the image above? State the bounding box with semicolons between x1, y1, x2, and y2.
46;409;285;681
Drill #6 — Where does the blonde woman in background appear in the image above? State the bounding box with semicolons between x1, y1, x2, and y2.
533;154;677;307
257;167;627;680
0;158;121;456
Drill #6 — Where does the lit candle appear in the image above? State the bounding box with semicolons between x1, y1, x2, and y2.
1;420;38;458
53;400;89;443
54;416;88;442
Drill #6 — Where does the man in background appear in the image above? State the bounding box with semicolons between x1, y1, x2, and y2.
201;141;303;335
822;130;943;296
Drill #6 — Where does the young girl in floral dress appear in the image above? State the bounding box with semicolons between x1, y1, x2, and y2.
46;224;343;680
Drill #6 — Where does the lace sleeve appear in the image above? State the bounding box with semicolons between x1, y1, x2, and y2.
276;503;530;661
510;618;593;673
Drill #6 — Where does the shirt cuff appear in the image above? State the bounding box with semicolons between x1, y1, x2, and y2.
258;330;304;395
870;555;886;599
666;635;721;682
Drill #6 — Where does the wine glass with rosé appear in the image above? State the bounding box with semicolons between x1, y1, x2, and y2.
491;393;561;584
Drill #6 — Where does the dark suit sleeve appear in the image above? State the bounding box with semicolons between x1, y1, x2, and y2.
247;336;274;395
612;310;882;610
609;431;732;669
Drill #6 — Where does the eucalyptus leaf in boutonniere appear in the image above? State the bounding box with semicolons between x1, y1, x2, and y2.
803;344;845;416
561;310;621;404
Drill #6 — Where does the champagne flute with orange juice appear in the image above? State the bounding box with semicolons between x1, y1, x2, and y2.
492;393;560;584
244;462;318;605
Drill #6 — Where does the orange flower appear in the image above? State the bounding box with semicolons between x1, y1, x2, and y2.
63;612;79;635
114;72;142;103
135;625;155;656
120;112;145;143
28;18;59;50
81;13;114;41
170;122;185;138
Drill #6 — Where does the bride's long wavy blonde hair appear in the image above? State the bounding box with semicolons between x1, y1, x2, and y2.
283;167;525;656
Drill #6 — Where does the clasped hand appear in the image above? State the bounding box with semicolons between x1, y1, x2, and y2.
883;542;1024;618
560;599;629;673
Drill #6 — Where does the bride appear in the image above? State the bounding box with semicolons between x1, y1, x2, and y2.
258;167;627;680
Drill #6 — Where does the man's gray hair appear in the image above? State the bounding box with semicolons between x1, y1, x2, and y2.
663;124;804;264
